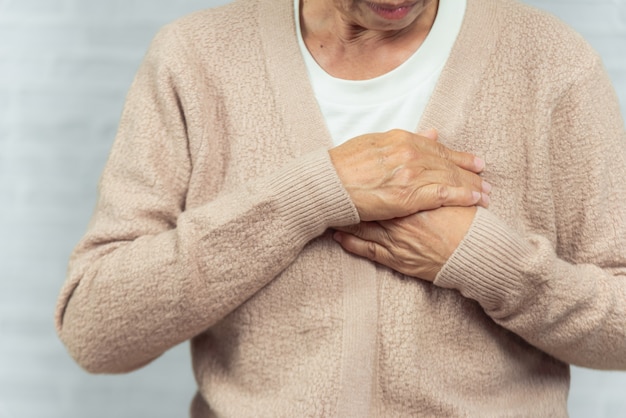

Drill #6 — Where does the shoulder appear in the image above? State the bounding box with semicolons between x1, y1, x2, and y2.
146;0;263;68
458;0;604;96
168;0;259;42
489;0;600;70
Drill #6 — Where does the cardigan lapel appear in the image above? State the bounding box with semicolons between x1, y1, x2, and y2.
257;0;335;156
418;0;499;145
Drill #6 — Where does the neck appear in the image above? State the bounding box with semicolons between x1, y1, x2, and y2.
300;0;439;79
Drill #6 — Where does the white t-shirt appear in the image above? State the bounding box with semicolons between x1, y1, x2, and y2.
295;0;467;146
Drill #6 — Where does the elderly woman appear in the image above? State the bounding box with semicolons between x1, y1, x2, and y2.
55;0;626;416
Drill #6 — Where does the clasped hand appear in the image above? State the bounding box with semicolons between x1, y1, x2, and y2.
333;207;477;282
329;129;488;281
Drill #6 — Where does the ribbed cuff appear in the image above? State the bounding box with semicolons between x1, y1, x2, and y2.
434;207;537;315
262;148;360;245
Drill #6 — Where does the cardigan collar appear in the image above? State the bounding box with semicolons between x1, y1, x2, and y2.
257;0;499;152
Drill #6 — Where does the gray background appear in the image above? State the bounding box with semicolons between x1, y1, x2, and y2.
1;0;625;417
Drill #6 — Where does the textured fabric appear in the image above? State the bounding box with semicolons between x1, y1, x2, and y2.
55;0;626;416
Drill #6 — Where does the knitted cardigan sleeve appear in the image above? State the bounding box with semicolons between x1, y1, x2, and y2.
54;24;359;374
435;55;626;370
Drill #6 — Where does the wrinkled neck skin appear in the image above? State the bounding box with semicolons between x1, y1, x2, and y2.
300;0;439;79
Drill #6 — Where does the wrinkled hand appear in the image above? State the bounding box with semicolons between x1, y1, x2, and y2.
333;206;477;282
328;129;490;221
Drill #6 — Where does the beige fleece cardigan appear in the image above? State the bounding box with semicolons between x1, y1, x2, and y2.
56;0;626;416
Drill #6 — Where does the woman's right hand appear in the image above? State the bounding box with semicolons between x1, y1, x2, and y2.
328;129;490;221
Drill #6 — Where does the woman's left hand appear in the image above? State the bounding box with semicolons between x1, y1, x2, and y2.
333;206;477;282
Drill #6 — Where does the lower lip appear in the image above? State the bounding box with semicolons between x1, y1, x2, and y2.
366;2;415;20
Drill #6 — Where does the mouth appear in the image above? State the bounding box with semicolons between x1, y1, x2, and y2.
365;1;416;20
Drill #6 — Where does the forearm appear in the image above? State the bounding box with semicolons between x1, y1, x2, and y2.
435;208;626;369
56;150;358;374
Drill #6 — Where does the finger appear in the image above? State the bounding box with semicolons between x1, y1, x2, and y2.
435;144;485;174
410;166;489;197
451;150;485;174
410;184;489;210
413;138;485;174
333;231;392;264
334;222;388;245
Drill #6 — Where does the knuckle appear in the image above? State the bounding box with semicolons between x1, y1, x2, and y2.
366;241;378;261
386;129;409;143
443;158;457;171
435;143;451;160
394;166;414;184
397;146;413;161
387;128;404;136
436;184;450;202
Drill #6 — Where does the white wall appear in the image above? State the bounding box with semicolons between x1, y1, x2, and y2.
0;1;624;417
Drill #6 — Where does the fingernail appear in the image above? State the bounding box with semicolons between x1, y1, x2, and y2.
472;191;481;202
474;157;485;171
482;192;491;206
333;232;343;243
482;180;492;194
